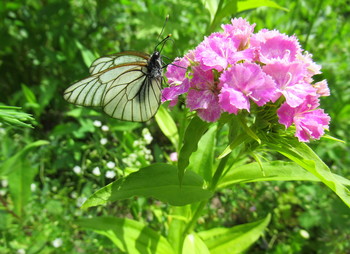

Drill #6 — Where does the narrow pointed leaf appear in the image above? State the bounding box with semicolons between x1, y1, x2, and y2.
267;140;350;208
188;124;217;182
155;105;179;149
198;214;271;254
178;116;210;182
182;233;210;254
218;161;350;188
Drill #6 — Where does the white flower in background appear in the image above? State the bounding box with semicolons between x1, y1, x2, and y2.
76;196;87;207
1;179;8;188
142;128;153;144
101;125;109;131
100;138;107;145
106;161;115;169
92;167;101;176
133;140;141;147
52;238;63;248
170;152;178;162
0;190;6;195
299;229;310;239
17;249;25;254
70;192;77;199
31;183;36;192
73;165;82;175
105;170;116;179
93;120;102;127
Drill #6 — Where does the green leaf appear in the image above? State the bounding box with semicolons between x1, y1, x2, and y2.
178;116;210;182
267;140;350;208
168;206;192;254
187;124;217;182
200;0;220;22
0;105;34;128
75;40;96;68
0;140;49;176
21;84;38;105
217;161;350;189
237;0;289;12
218;133;249;159
239;115;261;144
206;0;238;34
82;163;212;208
77;217;175;254
198;214;271;254
8;161;37;217
155;105;179;149
182;233;210;254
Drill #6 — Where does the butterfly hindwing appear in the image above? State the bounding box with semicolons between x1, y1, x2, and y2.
102;66;162;122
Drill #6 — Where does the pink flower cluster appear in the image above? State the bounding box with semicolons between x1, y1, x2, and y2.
162;18;331;142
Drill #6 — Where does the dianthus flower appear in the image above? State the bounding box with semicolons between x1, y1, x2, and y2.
162;18;331;142
278;96;330;142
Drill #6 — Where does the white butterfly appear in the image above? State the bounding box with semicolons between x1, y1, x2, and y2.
64;41;168;122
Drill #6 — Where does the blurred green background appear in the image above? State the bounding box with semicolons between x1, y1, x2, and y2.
0;0;349;253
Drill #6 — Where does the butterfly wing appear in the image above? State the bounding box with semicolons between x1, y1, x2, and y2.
64;51;162;122
89;51;150;74
103;67;162;122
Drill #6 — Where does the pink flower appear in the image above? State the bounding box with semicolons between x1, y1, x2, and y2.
186;66;221;122
162;52;193;106
218;63;276;114
170;152;178;162
313;80;330;97
162;18;331;141
278;96;330;142
263;61;316;107
194;34;254;72
251;29;301;64
296;51;322;82
222;17;256;49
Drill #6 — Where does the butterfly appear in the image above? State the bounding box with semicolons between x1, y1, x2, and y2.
63;35;171;122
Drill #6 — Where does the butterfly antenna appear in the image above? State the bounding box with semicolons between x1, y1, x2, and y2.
157;14;169;42
154;34;172;52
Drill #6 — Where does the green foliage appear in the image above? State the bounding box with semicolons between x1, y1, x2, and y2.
77;217;175;254
82;163;212;208
1;0;350;253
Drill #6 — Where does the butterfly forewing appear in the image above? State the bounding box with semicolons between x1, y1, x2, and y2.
64;51;163;122
89;51;149;74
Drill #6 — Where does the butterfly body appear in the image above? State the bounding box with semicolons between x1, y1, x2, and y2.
64;50;163;122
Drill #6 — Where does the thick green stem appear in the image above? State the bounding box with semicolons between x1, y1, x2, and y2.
179;154;230;249
209;154;230;191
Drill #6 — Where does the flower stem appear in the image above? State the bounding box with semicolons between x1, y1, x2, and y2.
181;154;230;240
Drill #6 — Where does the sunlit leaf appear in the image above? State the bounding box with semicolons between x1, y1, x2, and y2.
198;214;271;254
82;163;212;208
77;217;175;254
155;105;179;149
267;139;350;208
178;116;210;182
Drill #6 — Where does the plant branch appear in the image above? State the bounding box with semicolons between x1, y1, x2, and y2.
0;195;20;220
